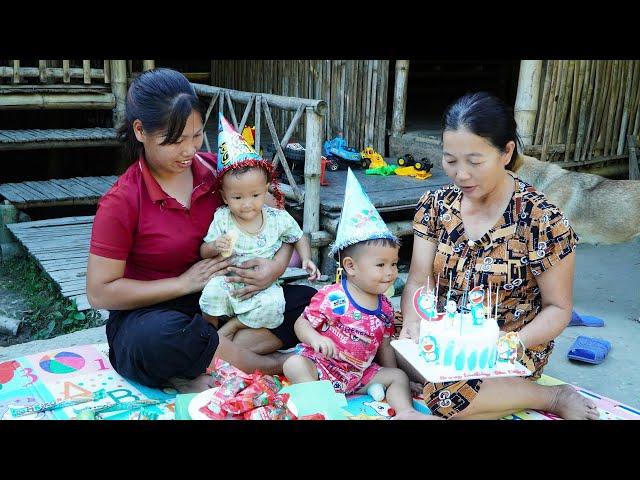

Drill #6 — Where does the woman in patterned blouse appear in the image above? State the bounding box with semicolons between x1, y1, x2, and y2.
399;92;599;419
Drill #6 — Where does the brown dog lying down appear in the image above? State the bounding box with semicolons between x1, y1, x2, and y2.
512;154;640;245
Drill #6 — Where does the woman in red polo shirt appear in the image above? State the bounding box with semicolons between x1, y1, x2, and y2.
86;68;316;391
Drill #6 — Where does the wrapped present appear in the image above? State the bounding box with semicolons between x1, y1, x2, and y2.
298;413;326;420
243;404;296;420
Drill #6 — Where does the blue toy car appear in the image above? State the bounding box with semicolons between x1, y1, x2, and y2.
322;136;362;171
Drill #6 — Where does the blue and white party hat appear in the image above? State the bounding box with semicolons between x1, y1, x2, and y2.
216;112;263;172
329;168;398;258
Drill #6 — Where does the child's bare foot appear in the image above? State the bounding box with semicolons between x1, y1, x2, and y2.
549;384;600;420
393;409;442;420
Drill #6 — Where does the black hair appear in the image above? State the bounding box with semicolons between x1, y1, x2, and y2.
442;92;522;170
116;68;202;163
224;165;272;183
339;238;401;269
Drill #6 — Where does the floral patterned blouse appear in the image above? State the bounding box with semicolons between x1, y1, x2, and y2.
412;174;578;378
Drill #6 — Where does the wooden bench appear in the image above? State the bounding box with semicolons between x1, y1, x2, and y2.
0;127;118;151
6;216;311;311
0;176;117;209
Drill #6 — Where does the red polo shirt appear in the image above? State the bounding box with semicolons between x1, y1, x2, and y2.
90;152;222;281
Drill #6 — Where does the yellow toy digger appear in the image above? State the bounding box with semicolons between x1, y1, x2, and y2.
360;147;388;169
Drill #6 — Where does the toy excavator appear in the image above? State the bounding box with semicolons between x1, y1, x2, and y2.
360;147;388;169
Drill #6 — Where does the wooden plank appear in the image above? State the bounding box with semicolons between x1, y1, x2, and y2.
61;178;101;198
10;182;48;201
73;177;106;195
81;176;115;194
48;179;84;200
0;183;29;202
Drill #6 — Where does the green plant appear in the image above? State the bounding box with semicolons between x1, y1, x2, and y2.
0;255;105;340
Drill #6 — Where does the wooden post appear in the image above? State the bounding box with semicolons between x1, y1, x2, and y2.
62;60;71;83
83;60;91;84
514;60;543;147
304;107;323;266
110;60;128;126
391;60;410;137
12;60;20;83
142;60;155;71
111;60;129;173
104;59;111;84
39;60;47;83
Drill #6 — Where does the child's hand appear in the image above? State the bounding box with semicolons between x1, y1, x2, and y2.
310;336;337;359
302;259;320;281
214;234;233;255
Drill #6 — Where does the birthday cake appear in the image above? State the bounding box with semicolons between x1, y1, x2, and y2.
400;280;531;382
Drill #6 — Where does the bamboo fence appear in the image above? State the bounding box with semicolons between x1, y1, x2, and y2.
527;60;640;166
211;60;390;154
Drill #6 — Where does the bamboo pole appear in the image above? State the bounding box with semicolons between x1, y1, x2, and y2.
632;62;640;138
39;60;47;83
0;93;115;109
238;95;255;133
103;59;110;84
616;61;634;155
541;60;560;161
272;104;305;166
575;61;594;161
610;61;627;156
377;60;389;154
0;66;107;81
607;60;627;155
191;83;326;115
589;61;612;158
603;60;620;156
225;91;239;131
12;60;20;83
565;60;585;161
83;60;91;84
62;60;71;83
110;60;128;126
515;60;543;147
142;60;155;71
628;60;640;140
262;98;300;198
254;95;261;153
551;60;569;151
304;107;323;266
583;61;602;160
391;60;410;137
534;61;553;145
555;60;574;147
629;135;640;180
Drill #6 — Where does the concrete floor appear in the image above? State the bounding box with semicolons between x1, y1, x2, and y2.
544;238;640;408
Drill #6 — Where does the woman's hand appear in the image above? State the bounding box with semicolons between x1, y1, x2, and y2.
398;321;420;342
178;255;235;294
225;257;281;300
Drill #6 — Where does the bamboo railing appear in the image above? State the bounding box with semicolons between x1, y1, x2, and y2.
192;83;327;264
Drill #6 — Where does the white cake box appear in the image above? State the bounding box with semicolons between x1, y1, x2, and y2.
392;338;531;383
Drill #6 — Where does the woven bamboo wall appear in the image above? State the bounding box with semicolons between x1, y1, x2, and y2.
528;60;640;164
211;60;390;154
